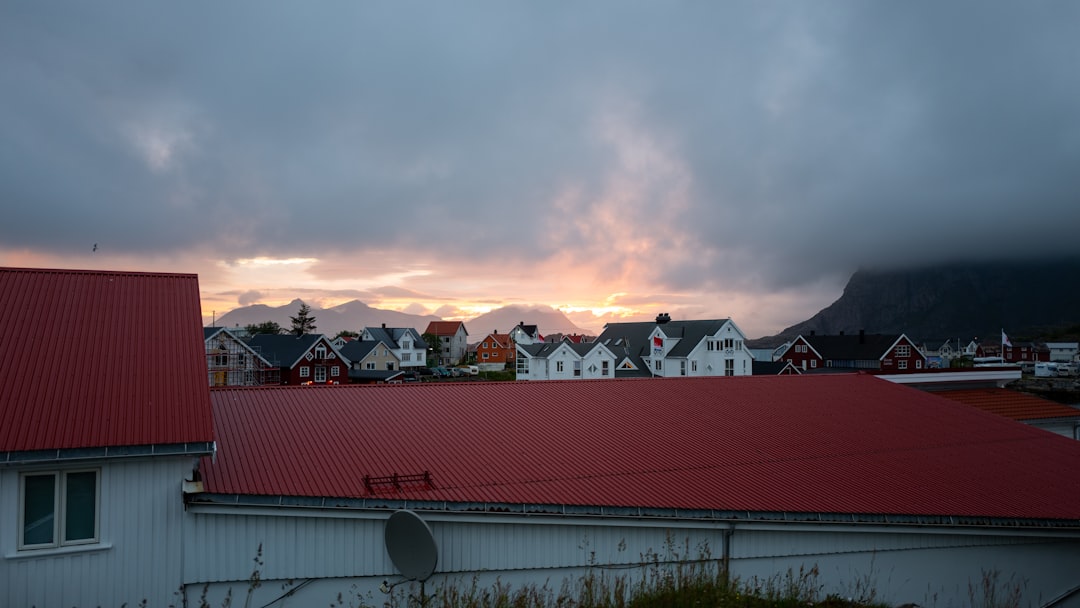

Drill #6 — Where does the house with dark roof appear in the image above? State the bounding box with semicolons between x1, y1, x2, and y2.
204;326;278;386
339;339;404;383
425;320;469;366
184;375;1080;607
246;333;348;384
595;315;753;378
751;359;801;375
509;321;542;345
778;331;926;373
361;324;427;369
1;267;215;608
515;340;617;380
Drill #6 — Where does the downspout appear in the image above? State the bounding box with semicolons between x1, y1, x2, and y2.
722;524;734;585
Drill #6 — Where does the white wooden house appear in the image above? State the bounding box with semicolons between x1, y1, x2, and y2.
1;268;215;608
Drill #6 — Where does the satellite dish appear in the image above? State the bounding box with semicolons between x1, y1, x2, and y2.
384;510;438;581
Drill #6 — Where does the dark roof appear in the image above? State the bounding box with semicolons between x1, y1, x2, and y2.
0;267;214;454
347;369;405;382
596;319;735;377
803;333;911;362
339;340;380;363
364;326;420;348
199;375;1080;524
246;333;323;367
752;360;799;375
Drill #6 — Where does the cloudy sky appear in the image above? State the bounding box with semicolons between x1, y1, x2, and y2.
3;2;1079;337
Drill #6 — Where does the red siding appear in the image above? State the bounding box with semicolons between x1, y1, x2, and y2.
0;267;214;451
780;337;821;371
202;375;1080;520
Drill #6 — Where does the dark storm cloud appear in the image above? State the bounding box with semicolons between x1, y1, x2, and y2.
2;2;1079;292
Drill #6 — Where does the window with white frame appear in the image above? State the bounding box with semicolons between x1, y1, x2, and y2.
20;469;99;550
517;356;529;375
724;359;734;376
315;345;327;359
653;359;662;371
299;366;310;378
573;361;581;377
482;352;489;359
314;366;327;382
691;360;698;372
365;362;375;370
330;366;340;377
402;353;412;362
895;345;910;358
556;361;564;373
898;360;908;370
680;360;687;376
601;360;609;376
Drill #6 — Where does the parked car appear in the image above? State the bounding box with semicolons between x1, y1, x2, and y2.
417;367;435;377
431;366;451;377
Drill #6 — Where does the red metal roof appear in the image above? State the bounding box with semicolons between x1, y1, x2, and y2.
202;375;1080;520
425;321;465;336
933;388;1080;421
0;267;214;452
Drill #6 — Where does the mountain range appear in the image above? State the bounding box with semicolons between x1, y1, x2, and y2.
212;301;586;339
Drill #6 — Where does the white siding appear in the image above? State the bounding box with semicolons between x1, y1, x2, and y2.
1;456;196;608
181;508;1080;608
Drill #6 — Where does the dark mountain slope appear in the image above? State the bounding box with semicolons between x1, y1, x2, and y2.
752;258;1080;346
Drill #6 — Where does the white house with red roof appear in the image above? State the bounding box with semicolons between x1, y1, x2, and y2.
183;376;1080;607
0;268;215;608
424;320;469;366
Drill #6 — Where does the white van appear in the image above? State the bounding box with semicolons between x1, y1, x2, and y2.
1034;362;1059;377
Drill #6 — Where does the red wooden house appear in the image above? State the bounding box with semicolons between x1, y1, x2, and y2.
476;331;515;367
246;333;349;385
779;331;926;373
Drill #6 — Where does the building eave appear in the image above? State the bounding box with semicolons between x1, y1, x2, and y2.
185;492;1080;533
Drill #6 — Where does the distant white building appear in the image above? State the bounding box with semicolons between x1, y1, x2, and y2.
594;315;753;378
362;324;427;369
1046;342;1079;363
515;340;617;380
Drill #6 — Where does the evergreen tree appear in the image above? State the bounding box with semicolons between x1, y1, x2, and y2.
289;303;317;336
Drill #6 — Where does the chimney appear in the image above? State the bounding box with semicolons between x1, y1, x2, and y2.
859;329;865;344
839;330;844;336
381;323;386;329
656;313;671;324
810;330;815;336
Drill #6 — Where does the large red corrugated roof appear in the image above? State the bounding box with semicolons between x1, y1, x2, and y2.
0;267;214;451
934;388;1080;421
202;375;1080;520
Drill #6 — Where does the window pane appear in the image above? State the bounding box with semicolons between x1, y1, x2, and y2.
65;471;97;542
23;474;56;546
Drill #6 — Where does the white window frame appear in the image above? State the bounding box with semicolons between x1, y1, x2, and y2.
314;366;327;383
19;469;101;551
895;345;910;358
299;366;310;378
331;366;340;377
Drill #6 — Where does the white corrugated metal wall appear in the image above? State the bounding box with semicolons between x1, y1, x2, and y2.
181;507;1080;608
1;456;197;608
